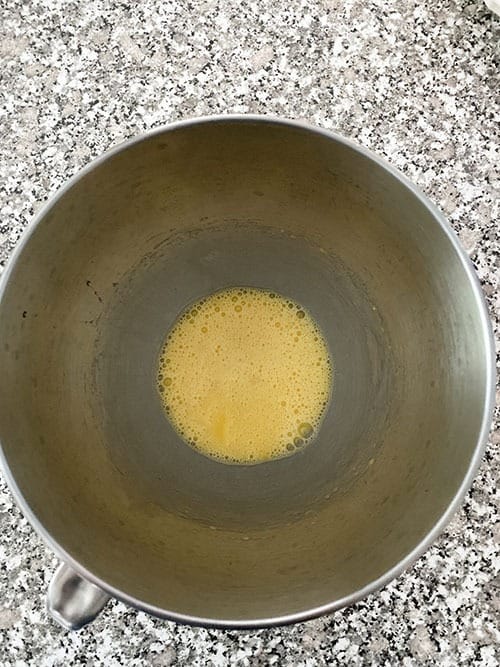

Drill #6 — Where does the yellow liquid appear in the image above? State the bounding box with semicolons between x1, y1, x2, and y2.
157;287;332;464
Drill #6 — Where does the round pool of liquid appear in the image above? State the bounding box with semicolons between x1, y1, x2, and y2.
157;287;332;464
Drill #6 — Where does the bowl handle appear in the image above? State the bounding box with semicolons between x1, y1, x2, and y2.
47;562;110;630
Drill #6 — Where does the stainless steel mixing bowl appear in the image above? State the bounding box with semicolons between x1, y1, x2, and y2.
0;116;494;630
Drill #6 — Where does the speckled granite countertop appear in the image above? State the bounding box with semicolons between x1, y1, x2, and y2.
0;0;499;665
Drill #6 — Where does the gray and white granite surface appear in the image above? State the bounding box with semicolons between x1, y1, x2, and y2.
0;0;499;664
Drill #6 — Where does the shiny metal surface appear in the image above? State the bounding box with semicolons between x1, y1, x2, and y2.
47;563;110;630
0;116;494;629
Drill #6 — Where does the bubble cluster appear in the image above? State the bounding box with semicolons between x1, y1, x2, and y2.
157;287;333;465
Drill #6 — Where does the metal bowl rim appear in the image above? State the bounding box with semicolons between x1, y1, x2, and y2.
0;114;495;629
